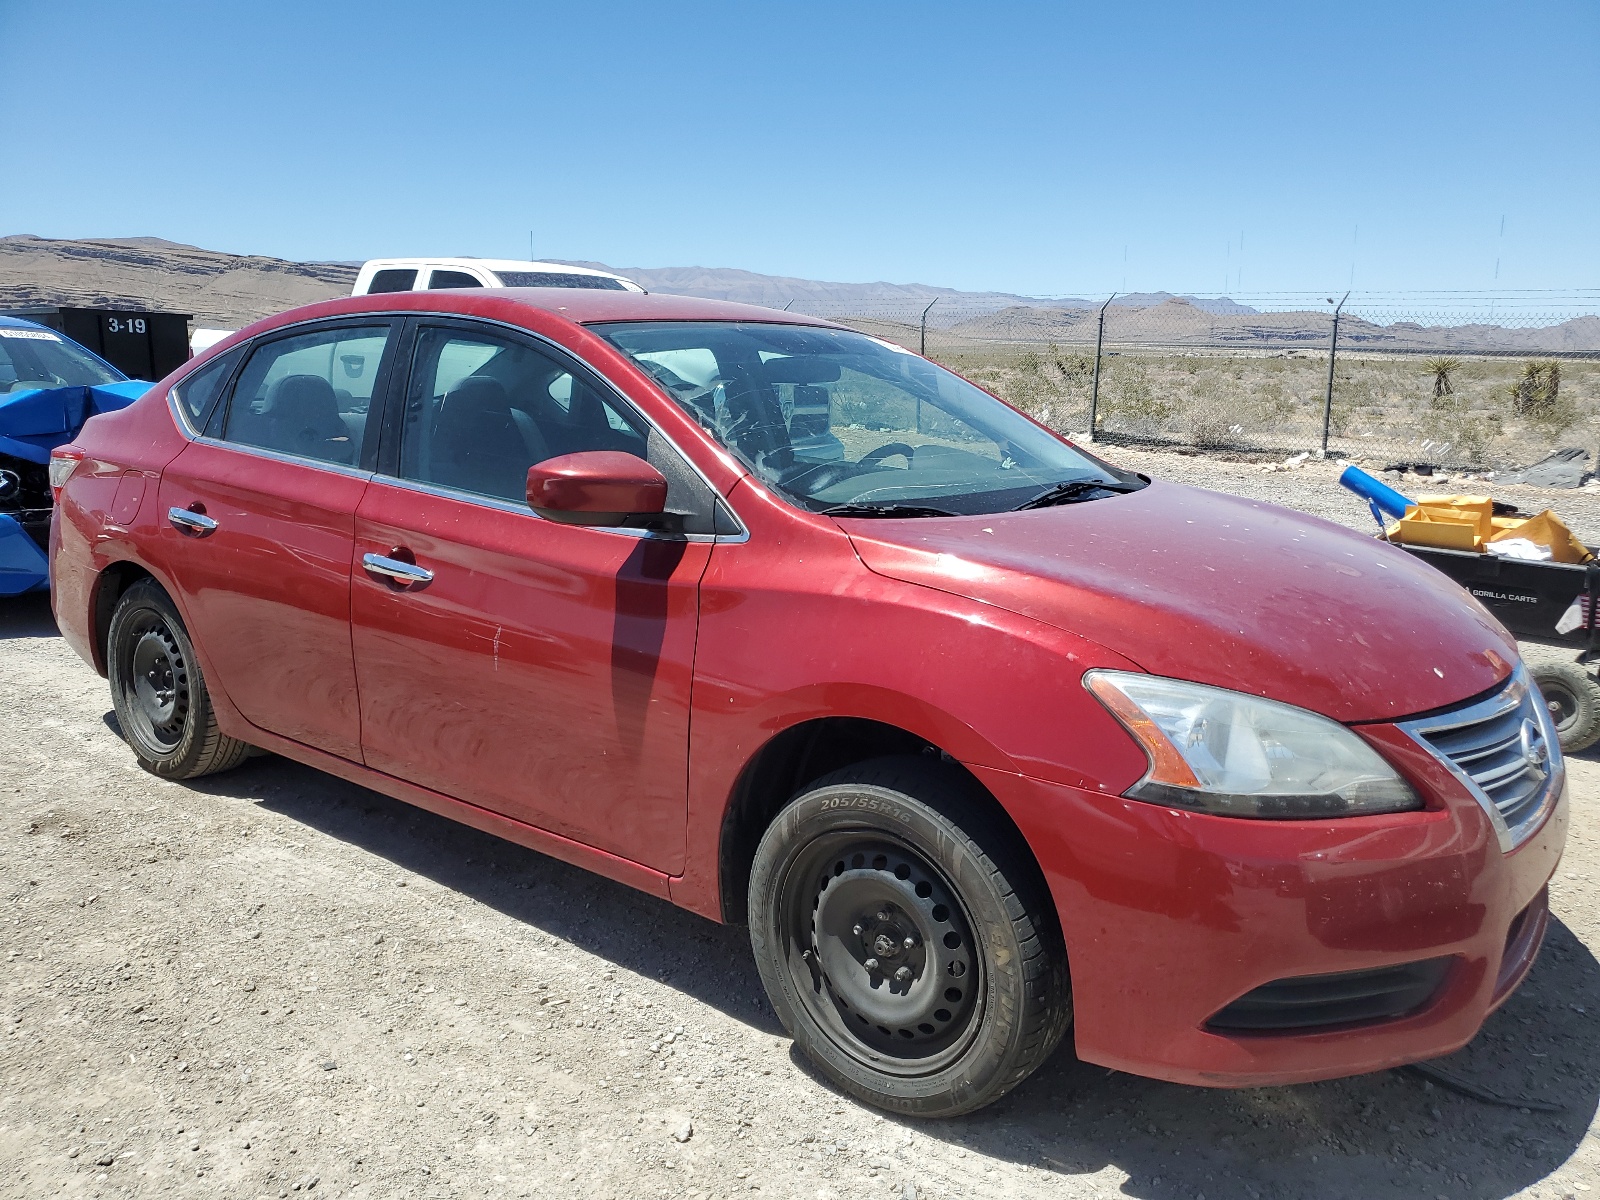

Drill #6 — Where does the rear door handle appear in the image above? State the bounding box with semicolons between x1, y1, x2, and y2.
362;552;434;586
167;506;218;536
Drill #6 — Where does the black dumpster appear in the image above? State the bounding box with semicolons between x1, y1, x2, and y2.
5;307;191;381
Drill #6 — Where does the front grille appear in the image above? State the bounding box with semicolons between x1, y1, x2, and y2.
18;509;51;552
1400;666;1563;852
1207;957;1452;1033
1;452;52;552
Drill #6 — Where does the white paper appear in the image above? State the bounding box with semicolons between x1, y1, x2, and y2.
0;328;61;341
1487;538;1552;562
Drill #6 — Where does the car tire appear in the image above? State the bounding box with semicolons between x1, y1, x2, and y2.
1530;659;1600;754
107;579;252;779
748;755;1071;1117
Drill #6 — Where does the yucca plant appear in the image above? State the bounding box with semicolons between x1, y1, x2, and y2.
1509;360;1561;416
1426;357;1460;400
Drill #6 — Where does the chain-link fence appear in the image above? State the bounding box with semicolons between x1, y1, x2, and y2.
781;293;1600;470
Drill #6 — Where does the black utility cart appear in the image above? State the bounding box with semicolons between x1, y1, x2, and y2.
1400;543;1600;752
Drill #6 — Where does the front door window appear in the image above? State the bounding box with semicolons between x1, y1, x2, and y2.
398;326;651;503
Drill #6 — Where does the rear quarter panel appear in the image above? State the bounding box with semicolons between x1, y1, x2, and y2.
51;383;196;673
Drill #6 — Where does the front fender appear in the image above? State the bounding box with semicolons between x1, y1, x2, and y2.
672;512;1151;921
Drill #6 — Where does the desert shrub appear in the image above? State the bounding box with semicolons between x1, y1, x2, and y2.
1510;361;1561;416
1507;360;1578;432
1047;343;1095;386
1426;393;1502;463
1186;399;1234;447
1103;361;1176;427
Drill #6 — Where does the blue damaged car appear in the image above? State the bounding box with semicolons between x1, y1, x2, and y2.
0;315;150;595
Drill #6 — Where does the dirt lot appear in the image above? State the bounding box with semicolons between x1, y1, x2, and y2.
4;449;1600;1200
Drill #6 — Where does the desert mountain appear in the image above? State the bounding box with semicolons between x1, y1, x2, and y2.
0;236;357;327
1;236;1591;356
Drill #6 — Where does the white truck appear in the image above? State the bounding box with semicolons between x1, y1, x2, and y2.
350;257;643;296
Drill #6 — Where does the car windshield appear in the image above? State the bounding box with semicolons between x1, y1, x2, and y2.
591;321;1137;515
0;326;125;394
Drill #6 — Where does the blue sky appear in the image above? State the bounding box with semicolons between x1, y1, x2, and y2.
2;0;1596;295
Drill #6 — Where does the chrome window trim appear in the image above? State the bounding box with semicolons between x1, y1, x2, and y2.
191;434;377;482
364;473;747;544
168;347;247;439
164;308;753;543
1396;664;1564;854
168;388;201;439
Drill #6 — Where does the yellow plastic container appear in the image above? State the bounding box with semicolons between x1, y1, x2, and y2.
1388;504;1483;551
1414;494;1494;539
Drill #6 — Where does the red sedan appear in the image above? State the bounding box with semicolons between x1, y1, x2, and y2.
49;288;1566;1116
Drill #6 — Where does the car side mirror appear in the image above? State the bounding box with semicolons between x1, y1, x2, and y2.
526;451;668;526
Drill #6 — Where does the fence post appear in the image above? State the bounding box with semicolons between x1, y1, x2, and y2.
1320;290;1349;457
918;297;938;356
1087;293;1116;441
916;298;938;433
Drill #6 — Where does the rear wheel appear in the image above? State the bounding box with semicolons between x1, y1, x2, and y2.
1529;659;1600;754
107;579;251;779
748;756;1070;1117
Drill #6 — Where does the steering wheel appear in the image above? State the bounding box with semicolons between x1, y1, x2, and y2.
861;442;915;468
783;442;918;496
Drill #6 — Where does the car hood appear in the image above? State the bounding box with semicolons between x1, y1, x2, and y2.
839;480;1516;724
0;381;149;463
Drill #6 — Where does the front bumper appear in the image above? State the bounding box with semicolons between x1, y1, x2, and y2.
0;512;50;595
974;754;1566;1088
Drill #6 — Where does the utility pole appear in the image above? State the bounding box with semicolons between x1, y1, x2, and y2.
1086;293;1116;441
1320;291;1350;457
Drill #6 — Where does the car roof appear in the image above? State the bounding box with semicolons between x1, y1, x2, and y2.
496;288;830;326
248;288;835;333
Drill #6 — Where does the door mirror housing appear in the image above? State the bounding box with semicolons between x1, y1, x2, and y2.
526;451;668;526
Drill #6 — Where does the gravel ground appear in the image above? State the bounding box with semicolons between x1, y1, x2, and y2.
4;450;1600;1200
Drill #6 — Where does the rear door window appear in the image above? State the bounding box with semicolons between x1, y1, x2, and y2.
219;324;393;466
426;270;484;290
366;269;417;294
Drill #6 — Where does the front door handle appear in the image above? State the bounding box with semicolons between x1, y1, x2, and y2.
167;506;218;536
362;552;434;586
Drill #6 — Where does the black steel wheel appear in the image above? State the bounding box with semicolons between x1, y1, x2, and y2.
107;579;251;778
749;756;1070;1117
1530;659;1600;754
789;832;984;1074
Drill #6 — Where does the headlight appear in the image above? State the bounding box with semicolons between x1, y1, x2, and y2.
1084;670;1422;818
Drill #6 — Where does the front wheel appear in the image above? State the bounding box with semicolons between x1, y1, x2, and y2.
107;579;251;779
748;757;1071;1117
